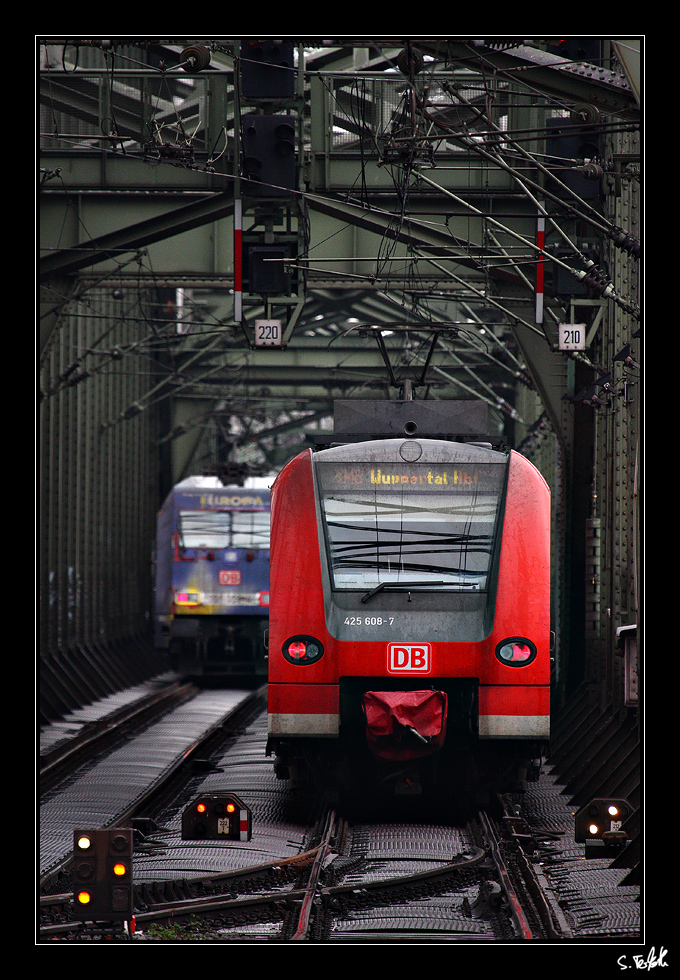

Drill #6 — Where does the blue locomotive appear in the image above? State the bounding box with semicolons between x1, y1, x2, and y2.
154;478;271;678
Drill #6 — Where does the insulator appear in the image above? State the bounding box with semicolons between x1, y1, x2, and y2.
569;103;600;125
611;228;640;259
515;369;535;389
123;401;144;419
397;47;424;75
67;369;91;387
581;161;604;180
581;267;612;298
59;361;81;382
180;45;211;73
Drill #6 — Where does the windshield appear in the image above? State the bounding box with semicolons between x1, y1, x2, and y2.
316;459;506;592
178;510;270;550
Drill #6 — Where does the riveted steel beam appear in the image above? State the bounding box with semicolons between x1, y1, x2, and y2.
40;190;235;281
431;40;639;118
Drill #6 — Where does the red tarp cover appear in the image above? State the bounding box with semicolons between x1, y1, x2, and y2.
362;690;448;760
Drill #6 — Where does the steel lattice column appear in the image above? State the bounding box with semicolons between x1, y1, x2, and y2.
589;126;640;711
40;285;163;668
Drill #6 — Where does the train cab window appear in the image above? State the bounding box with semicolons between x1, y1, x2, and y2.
179;510;231;549
232;511;271;549
315;459;507;592
179;510;270;550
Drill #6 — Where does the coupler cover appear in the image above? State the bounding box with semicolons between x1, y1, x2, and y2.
362;690;448;760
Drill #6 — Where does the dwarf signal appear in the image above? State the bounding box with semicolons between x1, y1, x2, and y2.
575;798;633;856
181;793;252;841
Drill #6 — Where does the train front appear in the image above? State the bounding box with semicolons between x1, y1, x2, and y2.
267;438;550;798
158;485;270;677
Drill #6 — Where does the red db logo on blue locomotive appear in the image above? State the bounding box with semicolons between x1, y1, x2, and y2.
387;642;432;673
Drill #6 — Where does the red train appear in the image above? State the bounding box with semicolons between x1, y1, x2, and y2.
267;424;551;801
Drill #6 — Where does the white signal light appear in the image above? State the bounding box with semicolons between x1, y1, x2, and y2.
575;798;633;850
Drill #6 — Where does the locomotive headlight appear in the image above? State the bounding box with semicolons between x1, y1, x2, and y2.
175;590;200;606
495;637;537;666
283;635;324;666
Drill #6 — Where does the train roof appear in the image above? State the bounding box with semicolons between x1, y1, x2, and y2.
174;476;273;491
312;437;508;464
160;478;271;513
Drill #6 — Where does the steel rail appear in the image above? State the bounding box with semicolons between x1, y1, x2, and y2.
40;680;198;792
289;810;338;941
479;810;533;940
499;798;574;940
39;686;267;893
39;844;328;939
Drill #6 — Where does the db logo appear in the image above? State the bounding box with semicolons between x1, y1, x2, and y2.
387;642;432;673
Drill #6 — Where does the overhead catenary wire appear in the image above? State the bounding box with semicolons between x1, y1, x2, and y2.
40;38;639;439
420;80;640;256
414;170;639;321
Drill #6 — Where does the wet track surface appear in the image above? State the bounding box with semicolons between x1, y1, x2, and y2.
40;676;306;885
39;675;640;944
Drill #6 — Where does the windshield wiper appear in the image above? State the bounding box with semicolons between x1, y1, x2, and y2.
361;580;445;603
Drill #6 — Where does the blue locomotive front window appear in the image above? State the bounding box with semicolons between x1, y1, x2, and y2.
179;510;231;548
179;510;270;550
232;511;270;549
316;459;506;593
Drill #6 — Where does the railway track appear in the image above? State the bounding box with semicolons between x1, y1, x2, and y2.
40;679;199;794
39;679;639;943
39;680;271;888
41;807;564;941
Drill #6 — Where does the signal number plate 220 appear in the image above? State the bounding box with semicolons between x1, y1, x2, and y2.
387;642;432;673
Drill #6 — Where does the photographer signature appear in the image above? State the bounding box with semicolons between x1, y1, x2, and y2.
618;948;668;971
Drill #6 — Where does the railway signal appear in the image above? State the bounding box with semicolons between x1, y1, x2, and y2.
182;793;252;841
241;114;297;197
574;798;633;856
72;828;133;921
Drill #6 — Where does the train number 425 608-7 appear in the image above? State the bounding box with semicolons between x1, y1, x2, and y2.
344;616;394;626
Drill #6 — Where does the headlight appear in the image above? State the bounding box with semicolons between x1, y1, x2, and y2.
495;637;537;666
175;591;201;607
282;635;324;665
